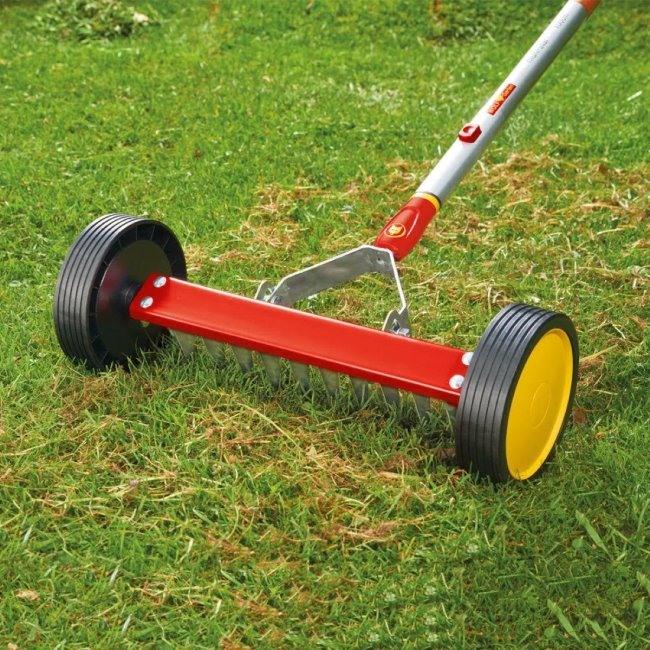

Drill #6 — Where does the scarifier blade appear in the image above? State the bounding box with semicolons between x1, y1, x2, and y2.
204;338;226;364
290;361;311;391
171;330;196;356
260;353;282;387
412;393;431;420
350;377;371;403
444;403;457;425
232;345;254;372
320;368;340;397
381;385;400;407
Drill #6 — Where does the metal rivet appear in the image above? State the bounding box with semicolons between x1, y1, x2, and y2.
449;374;464;389
462;352;473;366
153;276;167;288
140;296;154;309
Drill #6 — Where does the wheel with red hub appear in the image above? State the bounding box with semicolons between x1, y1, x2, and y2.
54;214;186;370
454;303;579;482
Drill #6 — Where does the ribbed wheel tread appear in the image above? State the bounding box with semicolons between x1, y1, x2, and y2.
54;214;186;370
455;303;578;482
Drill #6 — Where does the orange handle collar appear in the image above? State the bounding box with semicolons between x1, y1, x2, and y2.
374;194;440;260
576;0;600;15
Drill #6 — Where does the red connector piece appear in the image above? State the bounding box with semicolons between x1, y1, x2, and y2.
373;195;439;261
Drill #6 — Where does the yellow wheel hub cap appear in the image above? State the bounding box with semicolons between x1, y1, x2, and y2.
506;328;574;480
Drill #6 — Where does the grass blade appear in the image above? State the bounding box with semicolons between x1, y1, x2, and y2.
583;616;608;643
637;572;650;596
575;510;608;553
547;600;580;642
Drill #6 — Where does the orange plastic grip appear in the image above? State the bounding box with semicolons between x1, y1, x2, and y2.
576;0;600;15
373;195;439;260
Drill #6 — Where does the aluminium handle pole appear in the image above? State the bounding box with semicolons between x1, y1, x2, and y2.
416;0;599;203
374;0;601;260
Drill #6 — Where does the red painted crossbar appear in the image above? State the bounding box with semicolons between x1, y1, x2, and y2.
130;275;468;406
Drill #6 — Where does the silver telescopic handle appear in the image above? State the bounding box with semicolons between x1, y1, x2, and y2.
374;0;598;261
417;0;594;203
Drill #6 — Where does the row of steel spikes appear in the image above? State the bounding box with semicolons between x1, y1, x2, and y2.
170;329;435;420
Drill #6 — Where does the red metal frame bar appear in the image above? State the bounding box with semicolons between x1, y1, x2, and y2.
130;274;468;406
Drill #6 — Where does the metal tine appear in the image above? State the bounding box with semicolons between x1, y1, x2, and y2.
203;338;226;365
231;345;254;373
350;377;371;404
260;353;282;388
254;280;283;386
290;361;312;391
444;404;457;426
412;393;432;420
381;385;401;407
319;368;340;397
379;311;408;409
289;361;311;391
170;330;196;356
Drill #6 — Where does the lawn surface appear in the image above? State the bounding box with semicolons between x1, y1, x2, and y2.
0;0;648;647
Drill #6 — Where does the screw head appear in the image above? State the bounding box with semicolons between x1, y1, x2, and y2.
461;352;473;366
153;276;167;288
140;296;154;309
449;374;464;389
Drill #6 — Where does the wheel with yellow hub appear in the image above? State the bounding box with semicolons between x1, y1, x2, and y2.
454;304;579;482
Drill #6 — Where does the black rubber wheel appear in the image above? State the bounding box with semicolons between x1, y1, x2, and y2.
455;303;579;482
54;214;187;370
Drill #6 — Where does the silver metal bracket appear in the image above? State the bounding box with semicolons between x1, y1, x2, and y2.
254;245;410;334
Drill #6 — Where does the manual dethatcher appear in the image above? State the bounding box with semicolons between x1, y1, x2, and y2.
54;0;600;482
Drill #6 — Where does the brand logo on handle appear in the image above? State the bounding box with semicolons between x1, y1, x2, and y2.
487;83;517;115
386;224;406;238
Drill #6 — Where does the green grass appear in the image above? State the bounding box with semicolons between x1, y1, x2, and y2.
0;0;648;647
